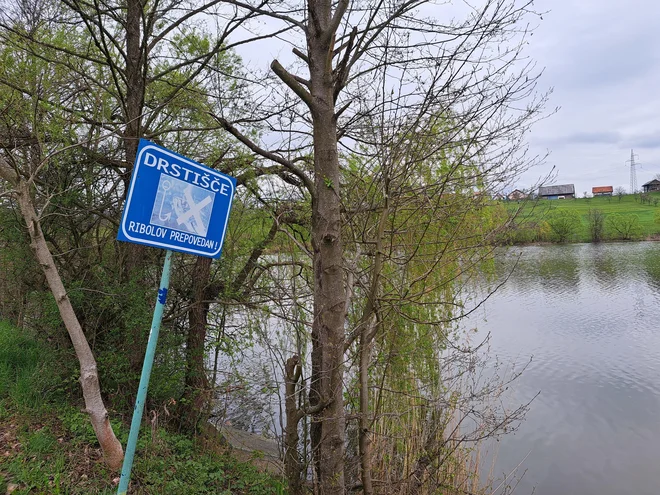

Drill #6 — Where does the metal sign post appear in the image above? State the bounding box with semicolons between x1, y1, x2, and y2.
117;249;173;495
116;140;236;493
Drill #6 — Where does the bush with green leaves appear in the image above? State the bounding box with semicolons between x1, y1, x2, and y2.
547;210;583;242
607;213;642;240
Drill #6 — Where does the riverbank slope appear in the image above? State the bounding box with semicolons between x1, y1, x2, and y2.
507;192;660;243
0;321;284;494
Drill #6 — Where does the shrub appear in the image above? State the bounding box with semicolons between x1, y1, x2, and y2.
587;209;605;242
547;210;582;242
607;213;642;240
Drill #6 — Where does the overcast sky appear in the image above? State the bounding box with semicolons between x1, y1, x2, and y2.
519;0;660;195
234;0;660;196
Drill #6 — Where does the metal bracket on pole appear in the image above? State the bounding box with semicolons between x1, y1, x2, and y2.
117;250;173;494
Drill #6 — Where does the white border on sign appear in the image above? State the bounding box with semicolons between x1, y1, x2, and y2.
120;144;235;257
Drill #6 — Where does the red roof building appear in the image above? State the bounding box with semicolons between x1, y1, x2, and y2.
592;186;613;196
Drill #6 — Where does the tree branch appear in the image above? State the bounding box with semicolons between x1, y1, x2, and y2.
270;59;316;112
325;0;349;45
292;47;309;64
210;113;314;196
216;0;305;29
0;156;19;185
146;0;225;52
333;26;357;102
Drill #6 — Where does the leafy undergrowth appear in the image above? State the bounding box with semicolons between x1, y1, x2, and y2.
0;321;285;494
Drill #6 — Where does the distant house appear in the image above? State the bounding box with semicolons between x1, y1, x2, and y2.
642;179;660;193
538;184;575;199
507;189;527;201
592;186;613;196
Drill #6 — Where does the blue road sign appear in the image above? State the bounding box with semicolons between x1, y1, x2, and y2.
117;139;236;258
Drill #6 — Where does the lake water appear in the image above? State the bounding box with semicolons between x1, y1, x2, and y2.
467;242;660;494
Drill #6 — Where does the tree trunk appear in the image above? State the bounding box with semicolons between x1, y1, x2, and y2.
124;0;144;166
180;255;213;431
7;174;124;470
357;193;388;495
121;0;147;277
308;62;346;495
358;327;374;495
284;355;304;495
266;1;349;490
302;3;348;492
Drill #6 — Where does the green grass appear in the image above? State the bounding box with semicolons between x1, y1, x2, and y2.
0;320;65;410
0;321;285;495
509;192;660;243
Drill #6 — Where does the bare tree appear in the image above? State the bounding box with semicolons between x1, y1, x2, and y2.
615;186;627;201
2;0;549;490
587;209;605;242
207;0;548;491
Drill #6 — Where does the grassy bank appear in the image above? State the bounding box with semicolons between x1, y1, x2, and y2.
507;192;660;243
0;321;284;495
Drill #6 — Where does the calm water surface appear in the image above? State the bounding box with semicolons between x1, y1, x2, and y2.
469;242;660;495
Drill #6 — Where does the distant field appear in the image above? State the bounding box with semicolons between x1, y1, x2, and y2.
509;192;660;242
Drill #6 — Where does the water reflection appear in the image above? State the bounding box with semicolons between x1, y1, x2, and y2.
642;249;660;292
589;244;619;289
494;245;582;295
537;246;580;292
469;242;660;495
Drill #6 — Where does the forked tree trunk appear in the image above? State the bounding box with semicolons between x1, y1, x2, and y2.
252;0;351;488
301;3;348;492
0;161;124;470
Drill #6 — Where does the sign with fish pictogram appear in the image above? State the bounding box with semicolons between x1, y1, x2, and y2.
117;139;236;258
116;140;236;494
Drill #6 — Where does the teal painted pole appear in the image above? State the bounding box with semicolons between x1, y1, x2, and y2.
117;250;173;495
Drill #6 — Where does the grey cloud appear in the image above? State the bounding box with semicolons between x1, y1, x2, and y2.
517;0;660;195
563;131;622;145
532;0;660;92
555;30;658;91
535;131;622;147
628;133;660;149
536;131;660;150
